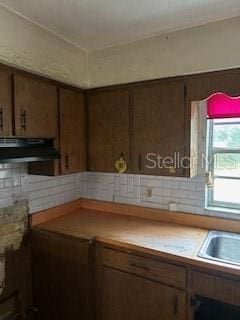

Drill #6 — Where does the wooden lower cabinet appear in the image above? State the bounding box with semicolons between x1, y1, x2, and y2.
31;230;94;320
100;267;186;320
192;270;240;307
97;246;187;320
30;232;240;320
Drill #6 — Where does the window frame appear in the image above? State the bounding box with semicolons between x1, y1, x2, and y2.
206;118;240;211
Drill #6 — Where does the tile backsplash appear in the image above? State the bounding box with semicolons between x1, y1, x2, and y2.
0;164;84;213
80;172;240;220
0;164;239;220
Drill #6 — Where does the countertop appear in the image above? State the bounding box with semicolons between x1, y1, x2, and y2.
33;207;240;276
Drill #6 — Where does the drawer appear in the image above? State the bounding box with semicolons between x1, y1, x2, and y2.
102;248;186;289
192;271;240;306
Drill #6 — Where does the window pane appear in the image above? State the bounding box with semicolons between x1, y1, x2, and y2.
214;178;240;204
213;118;240;148
214;153;240;177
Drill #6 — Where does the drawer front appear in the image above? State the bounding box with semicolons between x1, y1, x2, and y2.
192;271;240;306
102;248;186;289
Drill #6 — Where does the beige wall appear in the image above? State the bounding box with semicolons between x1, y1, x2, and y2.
1;5;240;89
89;17;240;88
0;6;88;87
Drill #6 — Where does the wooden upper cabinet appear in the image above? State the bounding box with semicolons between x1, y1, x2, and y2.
131;79;186;176
88;89;130;172
14;74;58;138
59;88;86;174
0;68;13;137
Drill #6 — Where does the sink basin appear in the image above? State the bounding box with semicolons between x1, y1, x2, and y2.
198;231;240;266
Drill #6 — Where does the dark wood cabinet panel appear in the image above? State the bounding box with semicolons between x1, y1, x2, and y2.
131;80;186;176
59;88;86;174
14;74;58;138
102;247;186;289
186;69;240;102
0;68;13;136
88;89;130;172
100;267;186;320
192;270;240;306
31;230;94;320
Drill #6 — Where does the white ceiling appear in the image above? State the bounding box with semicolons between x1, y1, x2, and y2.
1;0;240;51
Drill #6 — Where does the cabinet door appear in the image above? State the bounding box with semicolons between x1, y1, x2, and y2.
101;267;186;320
14;74;58;137
0;68;13;136
32;230;94;320
59;88;86;174
88;89;130;172
132;80;186;176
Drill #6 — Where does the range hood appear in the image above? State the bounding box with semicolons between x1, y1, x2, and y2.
0;138;60;163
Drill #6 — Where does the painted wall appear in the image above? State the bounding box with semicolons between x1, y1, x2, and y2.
0;6;88;87
1;5;240;90
89;17;240;87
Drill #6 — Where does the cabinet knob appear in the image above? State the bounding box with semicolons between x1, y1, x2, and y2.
65;154;69;170
0;107;3;131
174;296;179;316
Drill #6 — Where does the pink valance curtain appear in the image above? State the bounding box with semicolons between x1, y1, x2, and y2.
207;93;240;119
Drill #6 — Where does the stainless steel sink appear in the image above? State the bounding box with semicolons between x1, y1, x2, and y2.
198;231;240;266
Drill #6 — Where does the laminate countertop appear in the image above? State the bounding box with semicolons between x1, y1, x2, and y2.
33;208;240;276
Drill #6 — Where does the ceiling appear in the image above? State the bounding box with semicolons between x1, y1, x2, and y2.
1;0;240;51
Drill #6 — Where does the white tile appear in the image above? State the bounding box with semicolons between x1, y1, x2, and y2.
153;188;170;197
0;169;13;179
187;191;204;201
0;168;220;219
178;204;195;213
178;181;196;191
171;189;188;198
177;198;196;206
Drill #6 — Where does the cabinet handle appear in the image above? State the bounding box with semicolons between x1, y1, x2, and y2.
0;107;3;131
130;262;149;271
174;296;178;317
65;154;69;170
21;110;27;131
138;153;142;172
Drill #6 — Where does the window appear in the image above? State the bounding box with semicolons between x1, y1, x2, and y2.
206;94;240;211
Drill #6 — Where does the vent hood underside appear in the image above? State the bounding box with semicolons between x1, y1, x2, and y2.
0;138;60;163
